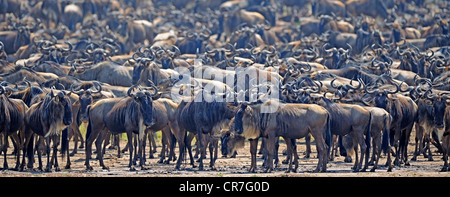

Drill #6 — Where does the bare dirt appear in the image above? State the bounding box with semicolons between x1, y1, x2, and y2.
1;132;449;177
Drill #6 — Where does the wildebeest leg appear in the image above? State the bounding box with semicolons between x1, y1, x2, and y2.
311;128;327;172
172;122;193;170
292;139;299;172
285;138;294;173
20;129;33;171
264;131;276;173
385;136;393;172
249;139;258;173
2;131;9;170
36;138;44;171
142;131;148;163
45;137;52;172
169;132;177;162
151;131;157;154
209;137;218;169
330;135;338;161
69;124;78;156
392;126;401;166
137;132;147;170
196;128;206;171
305;134;311;158
431;131;443;153
186;136;195;167
51;136;60;172
126;132;136;171
441;133;450;172
401;125;413;166
131;134;138;165
85;122;98;171
96;131;109;170
147;130;153;159
258;138;265;155
370;131;382;172
425;133;433;161
11;132;22;170
274;137;280;168
411;124;423;161
159;129;170;164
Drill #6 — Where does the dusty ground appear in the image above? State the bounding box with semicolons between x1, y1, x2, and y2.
0;132;449;177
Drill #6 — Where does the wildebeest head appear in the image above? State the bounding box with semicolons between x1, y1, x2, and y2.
132;59;151;85
155;46;181;69
131;48;155;85
234;102;252;134
365;82;400;110
220;117;245;157
46;90;73;127
71;82;102;123
425;91;450;129
127;83;158;126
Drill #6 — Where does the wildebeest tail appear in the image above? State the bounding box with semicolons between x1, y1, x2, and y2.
85;106;92;141
365;112;372;152
61;127;69;160
381;114;392;154
325;112;332;156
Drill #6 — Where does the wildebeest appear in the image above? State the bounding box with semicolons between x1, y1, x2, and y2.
143;98;179;164
84;85;156;171
316;94;372;172
20;89;73;172
365;83;418;167
440;102;450;172
0;85;28;170
222;99;331;173
68;61;133;87
172;90;236;170
0;27;31;54
68;81;104;156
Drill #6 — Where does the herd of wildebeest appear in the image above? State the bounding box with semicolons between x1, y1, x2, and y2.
0;0;449;174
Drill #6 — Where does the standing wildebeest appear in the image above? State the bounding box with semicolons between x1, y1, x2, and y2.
172;91;236;170
223;99;331;173
20;89;73;172
0;85;28;170
365;83;418;167
440;99;450;172
317;94;372;172
338;90;394;172
412;90;440;162
84;85;156;171
143;98;179;164
68;82;104;156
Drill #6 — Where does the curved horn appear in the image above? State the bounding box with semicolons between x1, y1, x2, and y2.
386;82;401;94
346;78;362;90
70;84;84;95
330;78;341;89
91;81;102;94
0;85;5;95
147;79;158;97
171;45;181;58
322;43;335;53
127;85;137;97
62;41;73;52
424;89;435;100
363;80;378;94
